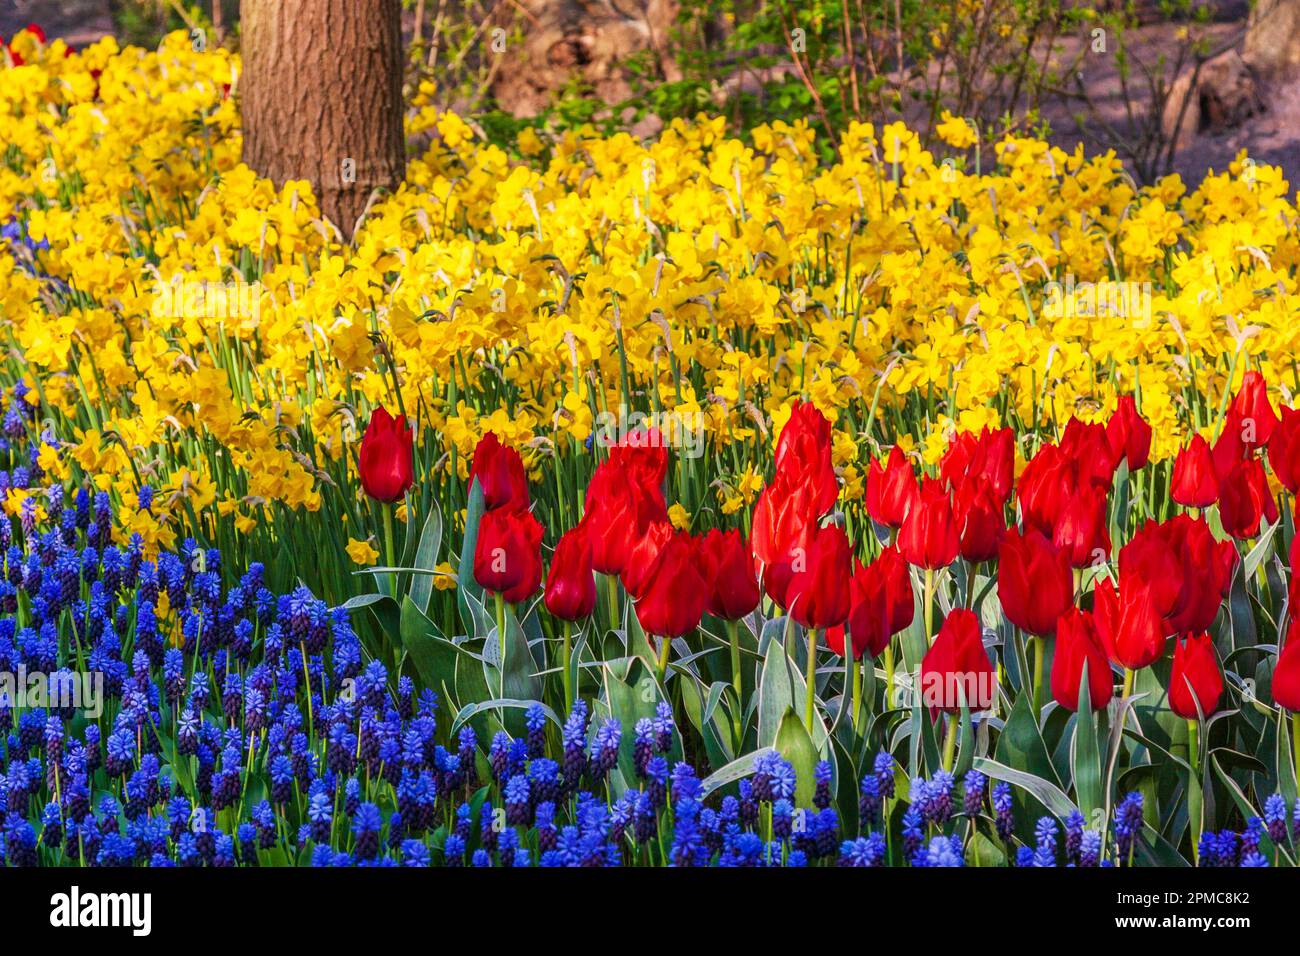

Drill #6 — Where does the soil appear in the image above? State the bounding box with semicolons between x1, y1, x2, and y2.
4;0;1297;192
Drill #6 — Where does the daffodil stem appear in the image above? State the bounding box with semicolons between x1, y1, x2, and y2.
804;628;819;732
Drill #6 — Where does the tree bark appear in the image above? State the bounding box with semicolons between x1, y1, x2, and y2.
1244;0;1300;77
241;0;406;241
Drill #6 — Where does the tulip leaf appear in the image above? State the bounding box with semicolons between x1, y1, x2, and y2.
452;698;559;734
455;479;488;634
482;604;541;732
398;595;462;704
758;623;798;748
973;756;1078;821
1072;663;1103;826
699;747;776;799
407;505;443;616
774;707;818;808
1242;518;1278;579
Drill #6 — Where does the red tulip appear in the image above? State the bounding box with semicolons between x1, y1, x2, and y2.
997;527;1073;636
1272;620;1300;712
544;525;597;621
357;407;413;503
1106;395;1152;471
1218;457;1277;540
940;426;1015;502
1052;485;1110;569
1094;576;1165;671
1051;607;1113;712
699;528;761;620
1170;435;1218;508
1168;633;1224;719
632;531;708;638
1268;406;1300;493
606;426;669;491
865;446;918;529
828;545;914;660
582;460;668;575
1120;516;1234;635
775;400;839;516
898;476;958;569
620;519;674;601
751;470;821;609
786;523;852;630
470;432;529;513
1227;369;1278;450
920;608;996;714
473;507;544;603
952;477;1004;563
1059;418;1118;491
1016;443;1072;536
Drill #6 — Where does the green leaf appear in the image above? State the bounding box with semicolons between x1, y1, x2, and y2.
699;747;776;799
456;479;487;633
774;707;819;809
398;596;461;702
407;505;444;615
974;756;1079;821
452;698;559;733
1072;662;1103;825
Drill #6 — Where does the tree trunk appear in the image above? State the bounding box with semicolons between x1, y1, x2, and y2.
1244;0;1300;77
241;0;406;241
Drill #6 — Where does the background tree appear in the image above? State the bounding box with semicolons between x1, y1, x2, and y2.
241;0;406;240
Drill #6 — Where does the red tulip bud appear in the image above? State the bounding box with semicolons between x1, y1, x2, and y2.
358;407;413;503
1168;632;1224;719
920;608;996;714
544;525;596;621
1051;607;1113;712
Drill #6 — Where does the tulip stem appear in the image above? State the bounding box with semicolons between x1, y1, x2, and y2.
1187;717;1202;865
605;574;620;631
1292;713;1300;786
804;628;819;733
849;648;862;734
1122;667;1134;700
942;712;958;772
1032;635;1045;723
381;501;398;599
561;619;573;715
494;591;507;699
884;642;896;711
657;634;672;682
727;619;743;750
923;568;936;646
